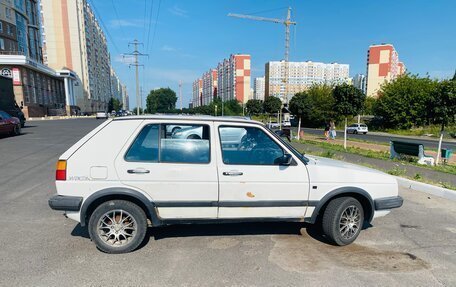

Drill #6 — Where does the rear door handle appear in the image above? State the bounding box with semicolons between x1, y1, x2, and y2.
223;171;243;176
127;168;150;174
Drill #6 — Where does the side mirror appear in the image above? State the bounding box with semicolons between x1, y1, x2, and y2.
278;153;293;166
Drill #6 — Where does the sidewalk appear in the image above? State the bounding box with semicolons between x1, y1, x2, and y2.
298;133;455;164
291;141;456;188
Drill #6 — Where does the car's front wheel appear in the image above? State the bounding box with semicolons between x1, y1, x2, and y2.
12;124;21;136
88;200;148;254
322;197;364;246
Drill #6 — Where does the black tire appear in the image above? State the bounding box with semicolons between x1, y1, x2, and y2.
322;197;364;246
88;200;148;254
11;124;21;136
363;132;367;135
353;130;358;134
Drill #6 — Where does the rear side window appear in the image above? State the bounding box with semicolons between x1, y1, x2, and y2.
160;124;210;164
125;123;210;164
125;124;159;162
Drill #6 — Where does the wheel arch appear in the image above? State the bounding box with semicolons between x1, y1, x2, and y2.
309;187;374;224
80;187;161;227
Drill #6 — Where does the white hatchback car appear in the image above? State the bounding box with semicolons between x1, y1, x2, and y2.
347;123;368;134
49;115;402;253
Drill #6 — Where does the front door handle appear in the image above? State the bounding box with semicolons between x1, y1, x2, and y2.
127;168;150;174
223;171;243;176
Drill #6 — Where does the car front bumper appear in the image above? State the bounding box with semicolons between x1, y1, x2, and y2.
374;196;403;210
49;195;83;211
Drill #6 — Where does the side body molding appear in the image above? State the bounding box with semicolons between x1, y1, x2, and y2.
79;187;161;227
308;187;375;224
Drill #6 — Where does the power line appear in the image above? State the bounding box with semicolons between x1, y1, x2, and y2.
142;0;149;42
145;0;155;52
87;0;120;54
111;0;126;39
147;0;161;53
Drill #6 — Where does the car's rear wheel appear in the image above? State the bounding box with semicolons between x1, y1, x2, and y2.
363;132;367;135
12;124;21;136
353;130;358;134
322;197;364;246
88;200;148;254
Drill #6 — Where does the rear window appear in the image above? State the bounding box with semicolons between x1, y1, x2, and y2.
360;124;367;127
125;123;210;164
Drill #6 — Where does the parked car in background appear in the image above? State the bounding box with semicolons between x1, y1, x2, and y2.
347;123;368;134
0;110;21;136
282;120;291;127
49;115;402;253
0;75;26;127
96;111;108;120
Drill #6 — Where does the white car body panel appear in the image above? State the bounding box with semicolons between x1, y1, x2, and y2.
54;115;399;226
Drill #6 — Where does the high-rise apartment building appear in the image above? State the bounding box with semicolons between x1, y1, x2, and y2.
121;84;129;111
0;0;70;118
110;67;122;102
265;61;350;101
254;76;265;101
366;44;405;97
41;0;118;112
217;54;250;104
353;74;367;94
192;54;251;108
201;69;217;106
192;79;202;107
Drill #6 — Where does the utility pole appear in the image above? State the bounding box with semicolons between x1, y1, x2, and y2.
179;80;183;113
124;39;148;115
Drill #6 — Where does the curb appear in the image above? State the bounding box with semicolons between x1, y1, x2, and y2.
28;116;96;121
395;176;456;201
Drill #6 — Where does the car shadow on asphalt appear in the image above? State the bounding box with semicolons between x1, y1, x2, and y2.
71;221;373;250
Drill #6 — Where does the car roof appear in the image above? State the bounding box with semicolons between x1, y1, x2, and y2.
112;114;262;125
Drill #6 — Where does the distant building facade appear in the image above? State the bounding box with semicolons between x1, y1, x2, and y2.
254;76;265;101
192;54;251;107
352;74;367;94
366;44;405;98
217;54;250;104
121;84;129;111
192;78;202;107
265;61;350;102
0;0;69;118
201;69;217;106
41;0;122;113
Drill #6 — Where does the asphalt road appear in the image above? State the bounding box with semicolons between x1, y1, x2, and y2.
0;118;455;286
300;127;456;150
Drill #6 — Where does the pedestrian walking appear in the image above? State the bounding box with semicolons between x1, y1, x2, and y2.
330;120;336;140
324;122;330;140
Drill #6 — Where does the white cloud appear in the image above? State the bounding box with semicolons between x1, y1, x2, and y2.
161;45;178;52
109;19;144;28
169;5;188;17
114;54;136;65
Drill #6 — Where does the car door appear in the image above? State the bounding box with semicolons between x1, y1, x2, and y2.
0;112;11;134
115;120;219;219
215;123;310;219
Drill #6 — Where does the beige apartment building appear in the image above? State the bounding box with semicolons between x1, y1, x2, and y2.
41;0;115;113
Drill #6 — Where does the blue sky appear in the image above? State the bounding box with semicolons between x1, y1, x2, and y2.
91;0;456;109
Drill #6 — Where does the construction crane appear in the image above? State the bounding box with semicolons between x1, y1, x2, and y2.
228;7;296;127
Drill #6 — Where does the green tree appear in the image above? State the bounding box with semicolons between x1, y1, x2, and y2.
146;87;177;113
246;99;263;115
223;99;243;116
363;97;376;115
333;83;366;148
289;92;312;139
263;96;282;114
373;74;438;128
305;84;336;127
431;80;456;164
107;97;122;112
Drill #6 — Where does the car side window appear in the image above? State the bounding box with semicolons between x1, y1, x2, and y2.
160;124;210;164
125;124;159;162
219;126;284;165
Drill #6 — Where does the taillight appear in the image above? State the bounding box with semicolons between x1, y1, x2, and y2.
56;160;67;181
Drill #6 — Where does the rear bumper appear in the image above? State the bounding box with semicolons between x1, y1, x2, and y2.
49;195;83;211
374;196;403;210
